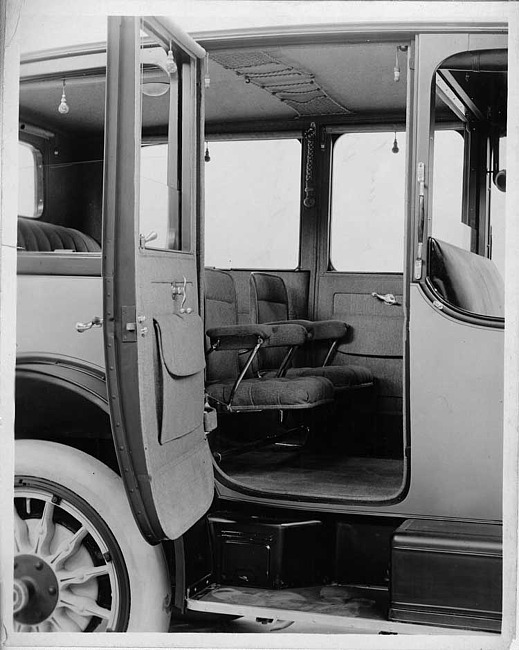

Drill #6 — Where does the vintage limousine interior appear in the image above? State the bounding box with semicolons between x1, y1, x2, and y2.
17;31;506;505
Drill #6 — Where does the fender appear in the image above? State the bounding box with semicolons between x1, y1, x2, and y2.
16;353;108;412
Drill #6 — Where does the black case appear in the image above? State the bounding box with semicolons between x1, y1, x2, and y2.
208;513;322;589
389;519;502;632
334;519;399;586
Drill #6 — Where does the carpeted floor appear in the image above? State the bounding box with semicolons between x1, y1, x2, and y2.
221;448;404;499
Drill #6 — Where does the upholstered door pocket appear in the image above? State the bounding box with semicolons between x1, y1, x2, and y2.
154;313;206;445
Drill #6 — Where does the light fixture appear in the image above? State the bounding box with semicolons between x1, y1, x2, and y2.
392;131;399;154
164;45;177;75
58;79;69;114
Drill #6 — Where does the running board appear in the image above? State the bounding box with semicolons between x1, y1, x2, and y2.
186;585;492;636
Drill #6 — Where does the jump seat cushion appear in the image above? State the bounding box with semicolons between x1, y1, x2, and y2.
206;375;334;411
261;364;373;389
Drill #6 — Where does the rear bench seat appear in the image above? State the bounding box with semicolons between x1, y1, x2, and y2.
428;237;504;318
17;216;100;252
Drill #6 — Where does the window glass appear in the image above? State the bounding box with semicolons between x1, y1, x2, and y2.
204;139;301;269
330;131;406;273
140;143;170;247
139;39;185;251
18;141;43;218
431;130;470;249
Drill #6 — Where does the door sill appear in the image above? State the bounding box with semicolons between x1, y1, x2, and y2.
186;584;492;635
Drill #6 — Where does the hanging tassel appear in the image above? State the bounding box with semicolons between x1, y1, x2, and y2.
204;143;211;162
392;131;399;154
58;79;69;114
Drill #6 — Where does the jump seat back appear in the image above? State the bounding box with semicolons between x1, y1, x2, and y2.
249;272;290;370
204;268;241;383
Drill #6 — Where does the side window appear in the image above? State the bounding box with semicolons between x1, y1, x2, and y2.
18;141;43;218
204;139;301;269
431;129;470;249
330;130;406;273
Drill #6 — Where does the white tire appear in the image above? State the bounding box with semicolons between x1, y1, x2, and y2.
14;440;171;632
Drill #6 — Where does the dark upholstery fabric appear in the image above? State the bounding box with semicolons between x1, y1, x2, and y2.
299;319;348;341
250;272;373;391
17;217;100;252
207;323;309;350
250;272;294;369
204;269;241;382
262;364;373;389
250;272;290;322
428;238;504;317
206;376;333;411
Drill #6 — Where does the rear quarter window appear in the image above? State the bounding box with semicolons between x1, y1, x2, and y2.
18;141;43;218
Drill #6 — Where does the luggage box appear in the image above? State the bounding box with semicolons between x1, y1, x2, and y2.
334;519;399;586
389;519;502;632
207;513;322;589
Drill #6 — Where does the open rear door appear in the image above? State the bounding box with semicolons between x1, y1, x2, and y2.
103;16;213;542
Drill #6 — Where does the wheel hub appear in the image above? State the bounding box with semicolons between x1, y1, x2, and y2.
14;555;59;625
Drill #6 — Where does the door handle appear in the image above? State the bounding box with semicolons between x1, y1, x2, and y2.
372;292;400;306
139;231;158;248
76;316;103;333
171;277;193;314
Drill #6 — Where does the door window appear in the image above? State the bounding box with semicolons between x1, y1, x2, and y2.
139;46;191;252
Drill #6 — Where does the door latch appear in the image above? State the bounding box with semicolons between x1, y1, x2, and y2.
171;277;193;314
76;316;103;333
372;292;400;306
139;231;158;249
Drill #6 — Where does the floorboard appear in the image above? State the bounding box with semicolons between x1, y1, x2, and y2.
221;448;404;499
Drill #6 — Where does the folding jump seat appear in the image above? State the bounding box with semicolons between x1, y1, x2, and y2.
204;269;335;452
249;272;374;393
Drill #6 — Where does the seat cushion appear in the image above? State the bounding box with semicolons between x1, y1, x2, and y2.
206;376;334;412
261;365;374;390
286;365;373;389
